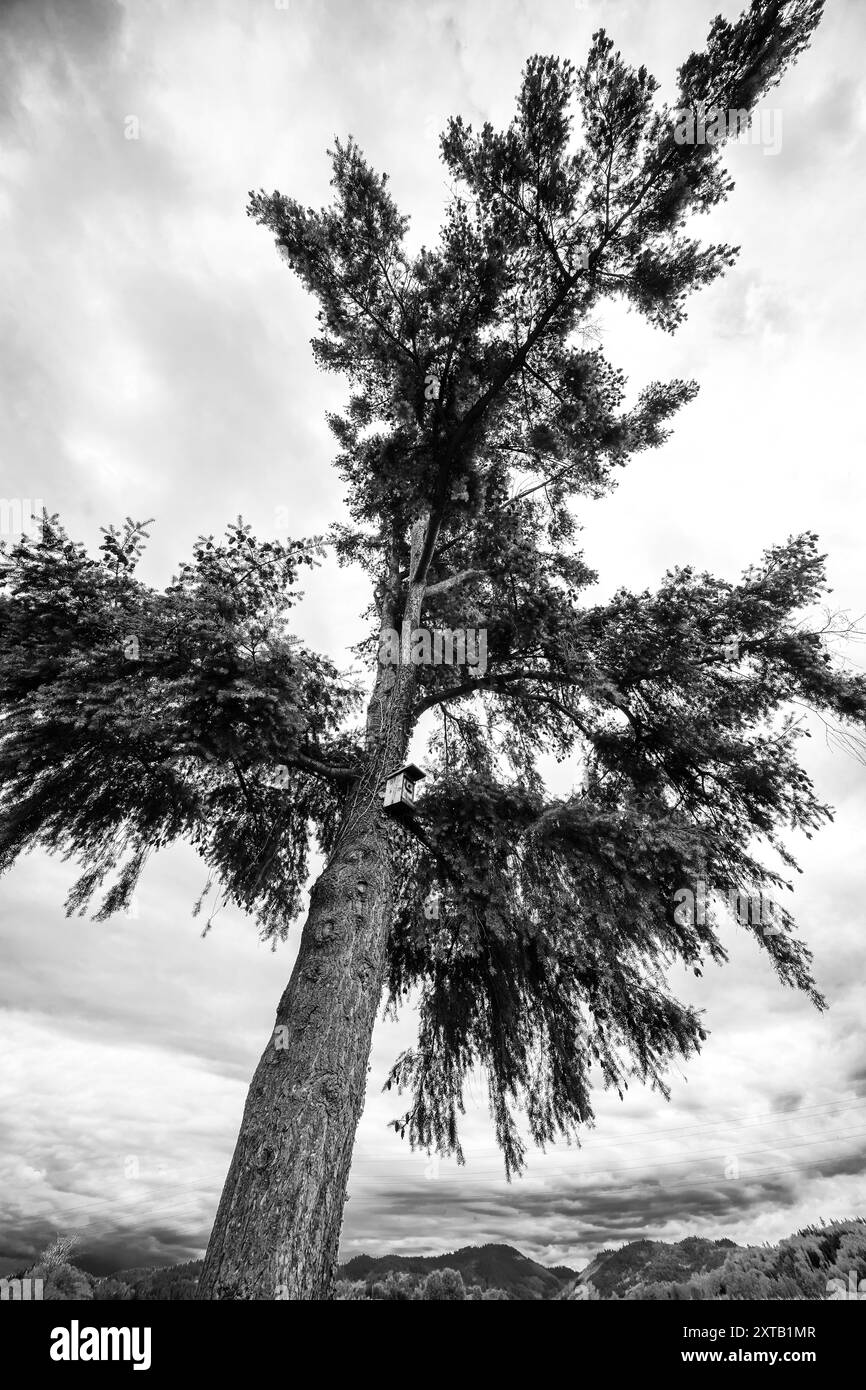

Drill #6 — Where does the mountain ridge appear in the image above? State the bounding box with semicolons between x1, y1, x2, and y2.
42;1217;864;1300
338;1241;574;1300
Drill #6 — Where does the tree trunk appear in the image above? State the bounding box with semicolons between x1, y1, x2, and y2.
196;789;396;1299
198;533;427;1299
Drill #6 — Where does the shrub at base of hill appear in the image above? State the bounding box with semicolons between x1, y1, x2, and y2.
334;1268;510;1300
24;1261;95;1300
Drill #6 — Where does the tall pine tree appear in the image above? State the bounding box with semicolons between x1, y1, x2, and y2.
2;0;853;1299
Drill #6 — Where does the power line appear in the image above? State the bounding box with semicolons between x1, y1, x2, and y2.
353;1095;866;1160
22;1122;866;1229
11;1099;866;1226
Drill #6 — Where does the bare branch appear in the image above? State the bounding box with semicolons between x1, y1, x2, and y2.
287;751;357;783
423;569;487;597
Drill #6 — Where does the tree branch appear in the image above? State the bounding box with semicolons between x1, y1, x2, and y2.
287;750;357;783
413;666;582;717
423;569;487;597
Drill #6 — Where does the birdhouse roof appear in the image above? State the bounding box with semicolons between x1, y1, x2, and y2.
388;763;425;782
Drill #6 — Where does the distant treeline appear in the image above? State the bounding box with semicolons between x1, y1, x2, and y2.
6;1219;864;1300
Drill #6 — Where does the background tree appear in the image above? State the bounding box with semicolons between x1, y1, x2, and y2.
421;1268;467;1301
21;1233;94;1301
93;1277;135;1301
0;0;850;1301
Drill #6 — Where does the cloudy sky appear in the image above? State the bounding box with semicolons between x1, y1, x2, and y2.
1;0;865;1279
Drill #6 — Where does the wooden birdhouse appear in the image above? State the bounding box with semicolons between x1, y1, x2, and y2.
382;763;425;820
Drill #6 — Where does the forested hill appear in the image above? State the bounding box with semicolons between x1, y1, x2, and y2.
338;1243;575;1300
565;1236;739;1298
558;1221;866;1300
16;1219;864;1300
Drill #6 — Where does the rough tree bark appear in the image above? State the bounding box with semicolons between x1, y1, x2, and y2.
197;523;429;1300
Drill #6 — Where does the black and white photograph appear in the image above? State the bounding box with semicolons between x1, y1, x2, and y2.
1;0;864;1357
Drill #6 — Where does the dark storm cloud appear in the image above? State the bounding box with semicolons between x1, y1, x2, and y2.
338;1130;866;1267
0;1212;207;1278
